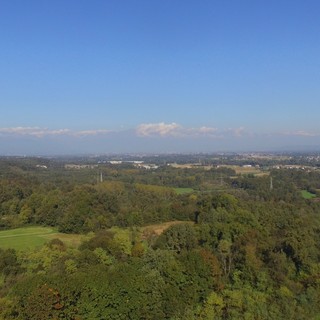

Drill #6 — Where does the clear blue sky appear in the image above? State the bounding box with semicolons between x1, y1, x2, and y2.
1;0;320;154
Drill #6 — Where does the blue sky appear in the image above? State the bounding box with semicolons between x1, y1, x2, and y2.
1;0;320;154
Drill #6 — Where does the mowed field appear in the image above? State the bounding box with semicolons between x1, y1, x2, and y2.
0;222;193;251
173;187;194;195
0;226;83;250
301;190;317;199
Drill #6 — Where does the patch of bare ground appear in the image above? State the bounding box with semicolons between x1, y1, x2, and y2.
141;221;194;240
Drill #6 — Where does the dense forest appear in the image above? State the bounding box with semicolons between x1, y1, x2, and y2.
0;157;320;319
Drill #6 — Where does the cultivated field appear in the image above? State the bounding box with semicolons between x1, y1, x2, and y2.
218;165;268;176
169;163;268;177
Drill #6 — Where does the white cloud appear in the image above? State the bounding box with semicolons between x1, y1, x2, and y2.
73;129;111;136
0;124;255;140
282;130;318;137
0;127;111;138
198;126;218;134
136;122;181;137
0;127;41;135
183;126;220;138
226;127;246;137
136;123;246;139
0;127;71;137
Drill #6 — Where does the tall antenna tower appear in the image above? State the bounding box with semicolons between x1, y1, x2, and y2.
97;171;103;184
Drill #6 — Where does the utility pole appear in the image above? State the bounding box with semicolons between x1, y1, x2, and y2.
270;176;273;191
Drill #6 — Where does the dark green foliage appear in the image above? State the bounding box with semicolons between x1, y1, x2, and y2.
0;248;22;277
155;223;197;253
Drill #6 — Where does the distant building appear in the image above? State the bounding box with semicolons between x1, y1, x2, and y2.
65;164;98;169
134;163;159;170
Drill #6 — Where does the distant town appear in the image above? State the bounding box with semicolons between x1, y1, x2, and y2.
20;151;320;174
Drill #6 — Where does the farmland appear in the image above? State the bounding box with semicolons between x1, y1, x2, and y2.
217;164;268;176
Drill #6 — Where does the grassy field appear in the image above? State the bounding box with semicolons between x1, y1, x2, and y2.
0;222;194;251
301;190;317;199
173;187;194;195
0;226;83;250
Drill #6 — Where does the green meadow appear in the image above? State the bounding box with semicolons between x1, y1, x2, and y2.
0;226;83;250
173;187;194;195
301;190;317;199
